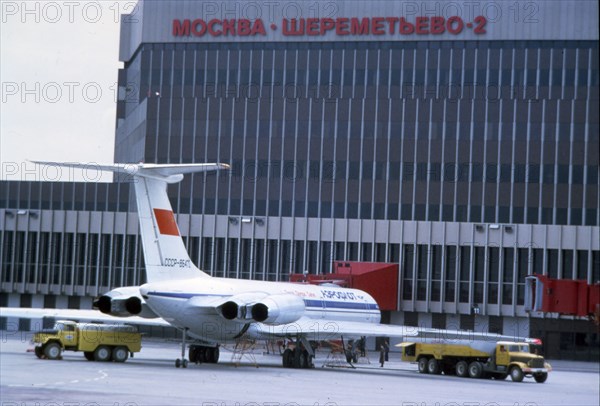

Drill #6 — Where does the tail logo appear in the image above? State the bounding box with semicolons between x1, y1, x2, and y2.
153;208;180;236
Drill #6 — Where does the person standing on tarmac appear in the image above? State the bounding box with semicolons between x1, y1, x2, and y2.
379;340;390;367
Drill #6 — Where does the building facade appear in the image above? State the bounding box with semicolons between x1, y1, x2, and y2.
1;1;599;360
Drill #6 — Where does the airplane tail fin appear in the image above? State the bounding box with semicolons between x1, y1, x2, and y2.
31;161;230;282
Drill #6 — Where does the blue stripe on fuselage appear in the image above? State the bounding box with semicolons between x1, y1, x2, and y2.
146;291;379;311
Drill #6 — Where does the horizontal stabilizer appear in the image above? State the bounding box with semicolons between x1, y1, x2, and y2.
30;161;230;184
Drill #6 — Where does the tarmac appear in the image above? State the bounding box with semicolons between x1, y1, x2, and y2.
1;333;599;406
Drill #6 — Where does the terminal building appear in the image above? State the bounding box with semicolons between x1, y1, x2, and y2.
1;1;599;360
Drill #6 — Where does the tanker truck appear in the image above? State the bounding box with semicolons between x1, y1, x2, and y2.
397;339;551;383
32;320;142;362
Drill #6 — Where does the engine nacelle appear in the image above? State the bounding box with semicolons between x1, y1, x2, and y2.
251;294;305;325
94;286;158;318
217;292;268;322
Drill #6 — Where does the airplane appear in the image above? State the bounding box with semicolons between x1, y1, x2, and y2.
1;161;528;369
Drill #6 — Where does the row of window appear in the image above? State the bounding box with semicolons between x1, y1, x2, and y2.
2;231;599;306
141;41;597;52
1;231;143;289
2;180;598;226
140;67;598;89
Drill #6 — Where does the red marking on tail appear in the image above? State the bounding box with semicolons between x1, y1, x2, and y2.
153;208;180;236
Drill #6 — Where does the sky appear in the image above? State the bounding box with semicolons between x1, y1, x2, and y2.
1;0;125;181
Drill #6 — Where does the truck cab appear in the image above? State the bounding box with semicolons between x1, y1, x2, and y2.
494;341;551;382
54;320;78;348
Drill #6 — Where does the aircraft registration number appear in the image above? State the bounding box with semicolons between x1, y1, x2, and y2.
164;258;191;268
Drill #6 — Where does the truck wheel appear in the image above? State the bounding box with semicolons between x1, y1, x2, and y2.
510;366;524;382
455;361;468;377
418;357;429;373
112;346;129;362
468;361;483;378
94;345;112;362
84;352;95;361
427;358;441;375
534;372;548;383
44;342;62;360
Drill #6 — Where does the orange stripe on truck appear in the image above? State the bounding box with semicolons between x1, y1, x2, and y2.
153;208;180;236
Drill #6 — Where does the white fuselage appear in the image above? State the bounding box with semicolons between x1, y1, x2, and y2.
140;277;381;343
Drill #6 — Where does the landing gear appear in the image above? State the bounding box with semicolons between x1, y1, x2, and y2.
175;328;220;368
281;338;314;369
175;327;189;368
189;345;220;364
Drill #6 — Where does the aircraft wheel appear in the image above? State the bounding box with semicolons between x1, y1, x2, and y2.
209;346;220;363
534;372;548;383
182;359;188;368
294;349;307;369
34;346;43;359
282;349;293;368
302;350;313;369
189;346;199;363
175;358;182;368
418;357;429;373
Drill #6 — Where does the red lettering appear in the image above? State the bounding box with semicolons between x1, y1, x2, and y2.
399;17;415;35
473;15;487;34
350;17;369;35
221;19;235;36
282;18;303;35
320;18;335;35
192;19;207;36
238;19;251;36
172;19;190;36
385;17;399;34
208;19;221;36
306;18;319;35
415;16;429;34
430;16;445;34
336;17;349;35
371;17;385;35
251;19;266;35
446;16;464;34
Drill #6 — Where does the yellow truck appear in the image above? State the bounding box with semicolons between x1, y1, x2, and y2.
33;320;142;362
398;340;551;383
